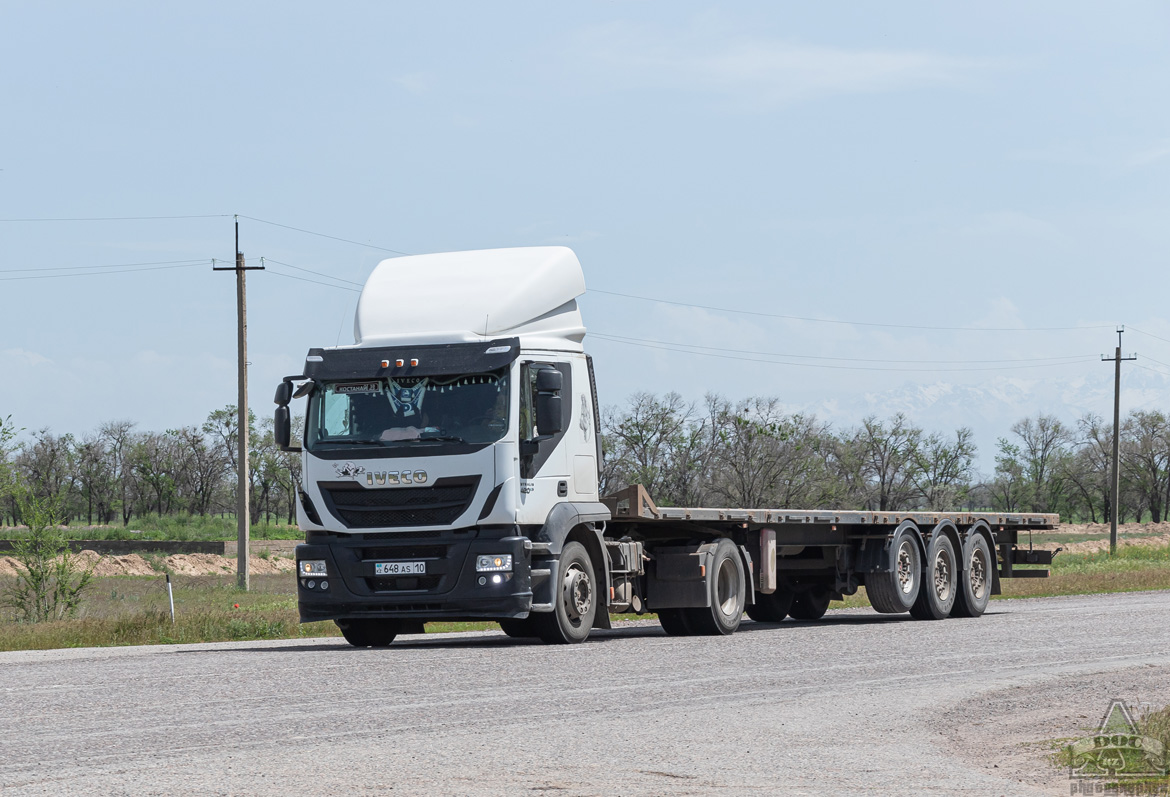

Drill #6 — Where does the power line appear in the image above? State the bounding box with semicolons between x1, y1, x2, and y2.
263;258;365;287
592;331;1095;365
1129;327;1170;346
591;333;1099;373
237;215;411;256
587;288;1116;333
0;214;231;222
0;261;212;281
265;268;361;293
0;258;210;274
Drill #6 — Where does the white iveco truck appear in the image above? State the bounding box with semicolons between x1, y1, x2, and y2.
274;247;1057;647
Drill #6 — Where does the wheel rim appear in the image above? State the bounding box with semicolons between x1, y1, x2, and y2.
561;564;591;623
933;546;953;602
716;557;738;616
969;545;988;601
896;540;916;595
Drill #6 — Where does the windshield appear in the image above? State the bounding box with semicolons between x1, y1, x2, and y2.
306;370;510;449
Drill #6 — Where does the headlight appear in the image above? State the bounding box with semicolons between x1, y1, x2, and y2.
475;554;513;572
299;560;328;577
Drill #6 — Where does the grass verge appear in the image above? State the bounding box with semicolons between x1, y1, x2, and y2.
3;545;1169;651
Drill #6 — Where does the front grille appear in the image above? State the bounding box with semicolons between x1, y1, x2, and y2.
368;576;443;592
361;545;446;560
320;477;480;529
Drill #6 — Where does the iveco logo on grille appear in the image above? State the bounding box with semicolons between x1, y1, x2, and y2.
366;470;428;486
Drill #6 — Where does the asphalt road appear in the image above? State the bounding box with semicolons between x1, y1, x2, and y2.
3;591;1169;796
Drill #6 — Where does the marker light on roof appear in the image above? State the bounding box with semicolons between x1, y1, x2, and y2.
306;355;324;363
410;358;419;366
381;360;390;368
396;358;405;367
484;345;511;354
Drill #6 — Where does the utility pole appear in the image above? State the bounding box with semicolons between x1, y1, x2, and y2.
214;217;264;589
1102;327;1136;556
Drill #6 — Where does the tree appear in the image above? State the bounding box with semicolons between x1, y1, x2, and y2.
989;439;1031;512
852;414;923;511
1120;410;1170;523
99;420;137;526
913;427;976;511
2;493;94;623
601;393;710;506
1009;414;1074;514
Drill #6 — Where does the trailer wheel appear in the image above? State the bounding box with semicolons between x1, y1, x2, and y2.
657;609;692;636
788;589;831;621
951;534;993;618
910;533;958;620
685;538;745;636
534;542;596;644
745;589;793;623
865;526;922;614
335;618;398;647
498;618;537;638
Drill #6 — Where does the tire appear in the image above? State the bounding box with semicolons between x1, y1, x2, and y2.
534;541;596;644
745;589;794;623
684;538;745;636
336;618;398;647
499;618;538;638
788;589;831;621
952;533;993;618
657;608;692;636
910;533;958;621
865;525;922;614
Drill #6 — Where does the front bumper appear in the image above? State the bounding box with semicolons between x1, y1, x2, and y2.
295;529;533;623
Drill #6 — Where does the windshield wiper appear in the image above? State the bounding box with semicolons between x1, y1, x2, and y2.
416;434;466;443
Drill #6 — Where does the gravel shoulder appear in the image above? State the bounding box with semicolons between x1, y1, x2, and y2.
2;591;1168;796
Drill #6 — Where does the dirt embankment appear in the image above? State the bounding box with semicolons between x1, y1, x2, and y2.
0;550;296;577
1038;522;1170;554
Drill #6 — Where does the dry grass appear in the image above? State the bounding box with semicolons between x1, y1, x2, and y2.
4;545;1170;651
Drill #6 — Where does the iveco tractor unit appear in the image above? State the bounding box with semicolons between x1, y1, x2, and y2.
273;246;1057;647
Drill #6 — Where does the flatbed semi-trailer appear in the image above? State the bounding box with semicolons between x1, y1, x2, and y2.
277;246;1059;647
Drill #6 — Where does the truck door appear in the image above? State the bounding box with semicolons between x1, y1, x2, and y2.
516;360;571;524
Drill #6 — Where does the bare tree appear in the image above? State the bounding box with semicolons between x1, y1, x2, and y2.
913;427;976;511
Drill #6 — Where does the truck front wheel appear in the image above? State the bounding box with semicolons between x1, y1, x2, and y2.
535;541;596;644
336;618;398;647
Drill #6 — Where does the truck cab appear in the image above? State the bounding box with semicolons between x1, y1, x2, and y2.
275;247;612;645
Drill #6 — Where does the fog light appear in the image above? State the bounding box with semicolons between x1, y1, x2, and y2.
307;580;316;589
478;576;487;586
492;574;503;584
475;554;513;572
320;580;328;590
299;560;328;577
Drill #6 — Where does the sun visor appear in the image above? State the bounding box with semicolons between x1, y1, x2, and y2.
304;338;520;381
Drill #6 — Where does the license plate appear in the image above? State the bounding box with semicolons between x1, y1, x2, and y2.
374;561;426;576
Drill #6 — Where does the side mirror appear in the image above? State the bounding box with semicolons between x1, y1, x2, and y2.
275;405;292;449
274;381;292;406
534;367;564;435
536;369;562;392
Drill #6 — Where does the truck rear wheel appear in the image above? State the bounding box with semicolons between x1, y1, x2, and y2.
866;526;922;614
336;618;398;647
788;589;831;621
952;533;993;618
910;533;958;620
534;541;596;644
684;538;745;636
745;589;793;623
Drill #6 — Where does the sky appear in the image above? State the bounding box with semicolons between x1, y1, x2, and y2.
1;1;1168;473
